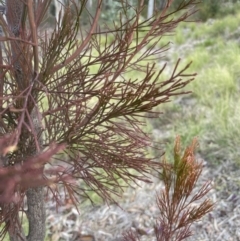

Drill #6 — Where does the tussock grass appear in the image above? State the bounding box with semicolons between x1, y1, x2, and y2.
150;9;240;165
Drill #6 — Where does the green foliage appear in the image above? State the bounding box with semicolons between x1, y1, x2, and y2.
197;0;221;21
196;0;240;21
149;8;240;165
170;0;240;21
100;0;137;24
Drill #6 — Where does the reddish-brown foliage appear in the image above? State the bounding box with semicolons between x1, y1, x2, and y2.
0;1;212;240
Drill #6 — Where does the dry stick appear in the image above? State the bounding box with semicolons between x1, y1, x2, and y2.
5;1;27;240
0;36;38;45
27;0;38;73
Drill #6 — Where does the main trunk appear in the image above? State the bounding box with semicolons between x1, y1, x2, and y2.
8;187;46;241
5;1;46;240
26;187;46;241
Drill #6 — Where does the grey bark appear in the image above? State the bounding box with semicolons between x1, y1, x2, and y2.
26;187;46;241
5;1;46;241
8;187;46;241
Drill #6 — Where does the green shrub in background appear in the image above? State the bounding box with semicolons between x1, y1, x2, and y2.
149;6;240;166
170;0;240;21
197;0;221;21
197;0;240;21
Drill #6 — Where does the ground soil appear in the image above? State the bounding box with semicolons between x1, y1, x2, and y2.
46;155;240;241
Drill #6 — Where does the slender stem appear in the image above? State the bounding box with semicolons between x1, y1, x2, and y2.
52;0;102;72
27;0;39;74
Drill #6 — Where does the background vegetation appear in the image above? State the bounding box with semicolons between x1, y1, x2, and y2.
148;1;240;166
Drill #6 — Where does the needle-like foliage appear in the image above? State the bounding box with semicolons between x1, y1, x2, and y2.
0;0;211;240
154;136;213;241
122;137;213;241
